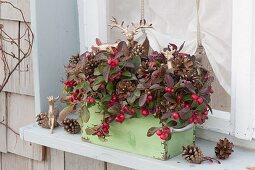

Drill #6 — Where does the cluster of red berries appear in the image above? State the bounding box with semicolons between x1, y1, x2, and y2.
145;91;154;102
115;106;136;123
141;108;149;117
96;122;110;137
109;72;122;81
108;58;119;69
84;96;95;104
191;94;204;104
107;95;118;108
188;109;208;124
156;127;171;140
64;80;76;88
164;87;175;93
68;89;81;102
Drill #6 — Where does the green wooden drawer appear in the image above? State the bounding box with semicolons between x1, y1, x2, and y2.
80;105;194;160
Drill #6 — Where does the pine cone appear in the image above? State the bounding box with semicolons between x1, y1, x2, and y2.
69;55;80;66
116;80;135;100
171;55;197;80
215;138;234;159
63;118;81;134
182;145;204;164
137;61;157;79
36;113;58;129
131;44;145;56
83;58;99;81
157;100;175;115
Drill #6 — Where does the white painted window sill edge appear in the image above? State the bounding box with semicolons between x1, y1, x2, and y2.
20;124;255;170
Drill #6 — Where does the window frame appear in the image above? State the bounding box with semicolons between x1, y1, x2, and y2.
78;0;255;142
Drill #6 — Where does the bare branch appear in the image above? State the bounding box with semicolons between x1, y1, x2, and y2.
0;0;34;93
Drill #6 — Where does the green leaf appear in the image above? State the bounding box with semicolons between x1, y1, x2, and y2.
103;65;110;83
182;94;192;102
107;105;119;114
166;120;178;127
150;84;163;90
106;82;114;95
161;112;172;120
119;61;135;68
127;93;137;105
80;105;90;123
94;68;101;76
94;76;104;85
122;71;132;77
92;84;100;91
147;127;159;137
101;95;112;102
134;89;141;97
131;55;141;71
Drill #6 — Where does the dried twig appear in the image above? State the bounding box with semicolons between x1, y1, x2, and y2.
0;0;34;93
0;118;19;136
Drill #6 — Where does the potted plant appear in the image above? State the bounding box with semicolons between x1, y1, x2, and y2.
60;19;214;160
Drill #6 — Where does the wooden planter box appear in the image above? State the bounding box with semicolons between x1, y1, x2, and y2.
80;105;194;160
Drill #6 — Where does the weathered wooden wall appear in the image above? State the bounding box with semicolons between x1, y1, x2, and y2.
0;0;132;170
0;0;230;170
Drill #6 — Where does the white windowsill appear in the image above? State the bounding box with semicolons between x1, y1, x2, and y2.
20;124;255;170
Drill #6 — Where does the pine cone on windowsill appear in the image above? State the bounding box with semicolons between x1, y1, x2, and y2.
215;138;234;159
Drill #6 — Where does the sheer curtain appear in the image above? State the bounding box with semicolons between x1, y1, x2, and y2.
109;0;232;95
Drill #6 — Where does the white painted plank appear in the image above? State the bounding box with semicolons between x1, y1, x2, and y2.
0;0;31;22
231;0;254;140
107;163;133;170
49;149;64;170
0;92;7;153
1;152;32;170
65;152;105;170
20;124;255;170
7;93;44;160
31;0;80;114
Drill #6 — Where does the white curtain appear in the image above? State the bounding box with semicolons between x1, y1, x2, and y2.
109;0;232;95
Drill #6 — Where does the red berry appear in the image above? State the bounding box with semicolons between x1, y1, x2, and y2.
210;88;214;94
123;106;129;112
69;96;74;102
172;112;180;120
97;131;102;137
112;96;117;101
130;109;136;114
115;116;121;122
177;95;182;100
112;49;118;55
191;94;198;100
170;88;175;93
201;118;205;123
203;110;209;115
156;130;163;136
181;103;185;107
109;76;115;81
197;97;204;104
193;112;198;115
160;134;168;140
193;119;198;124
89;97;95;103
99;83;105;89
119;114;125;119
141;109;149;117
185;104;190;108
163;127;170;134
147;95;153;101
188;117;194;123
164;87;171;92
103;123;110;129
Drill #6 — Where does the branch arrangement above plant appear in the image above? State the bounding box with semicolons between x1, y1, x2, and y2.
60;19;214;142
